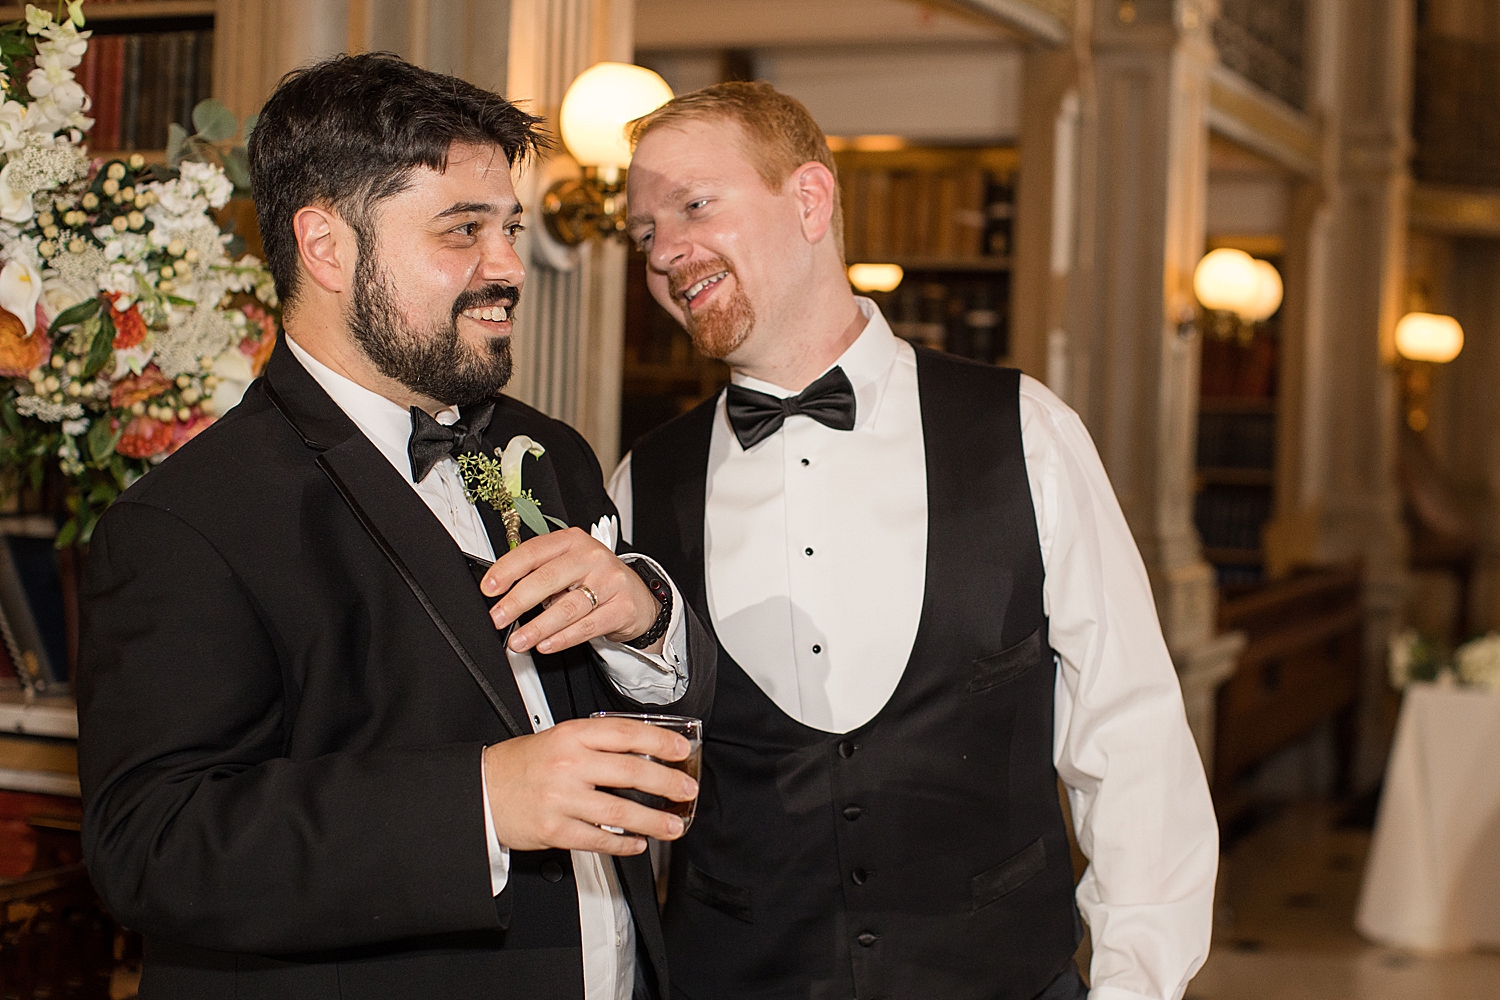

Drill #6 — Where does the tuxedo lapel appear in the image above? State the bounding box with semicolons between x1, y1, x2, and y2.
263;344;531;738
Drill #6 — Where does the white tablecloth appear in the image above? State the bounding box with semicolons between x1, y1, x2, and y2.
1356;682;1500;951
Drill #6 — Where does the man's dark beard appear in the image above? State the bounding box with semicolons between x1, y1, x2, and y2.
348;250;517;407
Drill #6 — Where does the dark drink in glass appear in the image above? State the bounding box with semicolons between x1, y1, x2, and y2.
591;712;703;831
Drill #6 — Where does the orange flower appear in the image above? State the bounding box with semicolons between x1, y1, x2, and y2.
110;365;170;410
168;414;213;453
116;416;175;459
107;294;148;349
0;308;49;378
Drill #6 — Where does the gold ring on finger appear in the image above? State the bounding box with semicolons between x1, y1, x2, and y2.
574;584;599;610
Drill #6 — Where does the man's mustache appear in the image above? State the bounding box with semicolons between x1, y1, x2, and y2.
452;284;520;321
667;259;734;303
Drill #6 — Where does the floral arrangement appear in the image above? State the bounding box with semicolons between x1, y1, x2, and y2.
1389;629;1500;692
0;4;277;546
457;435;567;549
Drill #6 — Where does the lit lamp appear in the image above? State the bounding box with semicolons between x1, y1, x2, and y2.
1192;248;1283;343
1394;311;1464;432
542;62;674;246
847;263;904;293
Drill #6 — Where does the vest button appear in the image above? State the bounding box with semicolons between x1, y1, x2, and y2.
851;867;868;885
838;740;856;759
541;859;565;883
857;932;878;948
843;804;862;821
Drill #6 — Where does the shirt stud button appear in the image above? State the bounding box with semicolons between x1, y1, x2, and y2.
812;644;822;654
843;804;863;821
804;547;814;556
800;458;810;466
838;740;855;759
852;867;868;885
857;932;878;947
541;859;565;883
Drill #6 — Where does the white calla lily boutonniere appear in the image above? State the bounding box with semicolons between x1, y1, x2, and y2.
456;434;569;549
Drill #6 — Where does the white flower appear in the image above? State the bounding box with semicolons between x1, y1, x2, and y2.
178;161;234;209
204;346;254;414
1455;633;1500;691
500;435;546;497
590;515;619;552
0;162;33;223
0;257;43;333
62;418;88;436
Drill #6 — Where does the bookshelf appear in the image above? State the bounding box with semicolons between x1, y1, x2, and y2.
1194;247;1284;588
6;0;223;157
835;145;1017;365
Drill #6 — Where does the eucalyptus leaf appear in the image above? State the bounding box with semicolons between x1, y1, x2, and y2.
55;519;78;548
512;494;550;536
166;122;189;166
83;312;115;379
86;420;120;466
543;514;570;530
223;147;251;191
46;296;100;336
192;98;238;142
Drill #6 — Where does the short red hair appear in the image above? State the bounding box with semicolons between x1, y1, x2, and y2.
629;81;844;255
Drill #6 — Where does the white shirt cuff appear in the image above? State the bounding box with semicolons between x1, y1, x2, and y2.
481;753;510;896
589;554;690;704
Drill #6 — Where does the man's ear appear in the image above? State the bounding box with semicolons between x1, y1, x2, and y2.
790;161;837;245
293;205;354;295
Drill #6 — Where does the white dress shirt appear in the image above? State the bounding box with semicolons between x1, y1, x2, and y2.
607;299;1218;1000
286;337;685;1000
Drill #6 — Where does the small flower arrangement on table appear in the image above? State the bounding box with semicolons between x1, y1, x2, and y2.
0;4;278;545
1389;630;1500;692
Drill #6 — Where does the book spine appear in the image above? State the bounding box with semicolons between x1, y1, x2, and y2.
120;34;142;151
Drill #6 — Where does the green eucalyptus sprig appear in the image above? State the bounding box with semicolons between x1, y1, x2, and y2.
456;435;568;549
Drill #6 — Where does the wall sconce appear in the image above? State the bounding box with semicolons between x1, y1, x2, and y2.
847;263;904;293
1191;248;1283;343
1395;311;1464;432
542;62;674;246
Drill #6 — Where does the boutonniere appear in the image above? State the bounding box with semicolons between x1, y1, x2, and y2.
456;435;568;549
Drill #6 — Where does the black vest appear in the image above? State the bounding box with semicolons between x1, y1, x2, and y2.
630;350;1081;1000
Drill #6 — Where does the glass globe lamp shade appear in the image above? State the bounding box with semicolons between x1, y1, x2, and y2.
558;63;674;169
1395;312;1464;364
1243;259;1284;323
1193;248;1259;317
847;263;905;293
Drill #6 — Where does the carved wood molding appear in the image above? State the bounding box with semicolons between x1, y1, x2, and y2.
1207;64;1320;177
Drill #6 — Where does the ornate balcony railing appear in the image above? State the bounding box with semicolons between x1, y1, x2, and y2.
1412;34;1500;189
1213;0;1308;111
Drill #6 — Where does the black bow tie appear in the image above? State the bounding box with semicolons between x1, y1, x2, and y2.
408;400;496;483
724;366;857;450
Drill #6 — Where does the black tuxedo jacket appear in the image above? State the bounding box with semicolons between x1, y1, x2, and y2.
77;340;713;1000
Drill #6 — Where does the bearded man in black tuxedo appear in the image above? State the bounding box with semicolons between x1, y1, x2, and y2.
77;53;711;1000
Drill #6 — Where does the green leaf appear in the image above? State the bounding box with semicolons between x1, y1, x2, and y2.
86;420;120;466
543;514;570;530
512;494;550;536
46;296;100;336
55;519;78;548
83;312;115;379
223;146;251;192
192;98;238;142
166;122;190;166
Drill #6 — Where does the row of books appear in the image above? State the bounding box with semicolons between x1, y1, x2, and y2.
1195;484;1274;553
1197;411;1276;469
837;168;1013;262
78;30;215;154
880;271;1010;365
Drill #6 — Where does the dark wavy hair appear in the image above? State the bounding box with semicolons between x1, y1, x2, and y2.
248;52;547;308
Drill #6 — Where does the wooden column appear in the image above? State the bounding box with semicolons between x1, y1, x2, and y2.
1062;0;1243;769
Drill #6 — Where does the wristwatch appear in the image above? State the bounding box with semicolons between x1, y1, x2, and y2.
623;558;673;650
